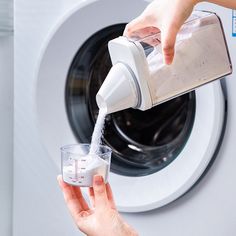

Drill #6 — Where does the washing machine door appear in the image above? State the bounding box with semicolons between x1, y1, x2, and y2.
35;0;226;212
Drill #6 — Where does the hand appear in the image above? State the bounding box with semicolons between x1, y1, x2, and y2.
124;0;199;65
57;175;138;236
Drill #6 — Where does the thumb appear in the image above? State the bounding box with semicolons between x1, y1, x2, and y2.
161;24;179;65
123;15;150;37
93;175;109;210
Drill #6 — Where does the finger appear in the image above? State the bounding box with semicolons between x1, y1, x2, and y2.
88;187;95;208
123;15;151;37
73;186;90;211
161;23;179;65
57;175;83;218
93;175;109;209
58;175;89;211
106;183;116;209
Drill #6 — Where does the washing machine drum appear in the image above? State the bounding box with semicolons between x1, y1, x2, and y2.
36;0;226;212
65;23;197;177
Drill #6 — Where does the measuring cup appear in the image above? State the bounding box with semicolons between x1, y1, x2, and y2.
61;144;112;187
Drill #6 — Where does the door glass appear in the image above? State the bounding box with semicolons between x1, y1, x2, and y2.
66;24;196;177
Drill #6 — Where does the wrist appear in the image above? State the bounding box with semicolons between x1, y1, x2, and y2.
124;230;138;236
191;0;203;5
122;225;139;236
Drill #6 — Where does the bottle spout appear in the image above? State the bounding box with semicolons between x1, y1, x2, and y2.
96;63;139;114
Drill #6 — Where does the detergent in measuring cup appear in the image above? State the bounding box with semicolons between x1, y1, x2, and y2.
61;144;111;187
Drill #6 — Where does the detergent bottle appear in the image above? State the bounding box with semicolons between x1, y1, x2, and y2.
96;11;232;114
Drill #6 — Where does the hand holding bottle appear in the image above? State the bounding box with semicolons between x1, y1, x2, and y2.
124;0;236;65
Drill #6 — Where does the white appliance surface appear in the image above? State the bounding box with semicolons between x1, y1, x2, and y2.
0;35;13;236
14;0;236;236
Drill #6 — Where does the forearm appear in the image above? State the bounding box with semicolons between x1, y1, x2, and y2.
197;0;236;9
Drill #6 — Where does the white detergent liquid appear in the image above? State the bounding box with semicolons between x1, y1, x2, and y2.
63;108;109;186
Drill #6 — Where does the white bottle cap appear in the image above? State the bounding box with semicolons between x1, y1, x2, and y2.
96;63;140;114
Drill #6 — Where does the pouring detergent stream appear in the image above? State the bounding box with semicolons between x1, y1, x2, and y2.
96;11;232;114
89;108;107;155
62;109;110;187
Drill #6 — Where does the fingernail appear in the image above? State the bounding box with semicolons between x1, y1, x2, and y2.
163;57;171;65
94;175;103;185
57;175;61;182
79;211;90;217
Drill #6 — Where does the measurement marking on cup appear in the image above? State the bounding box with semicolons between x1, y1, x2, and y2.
75;160;78;181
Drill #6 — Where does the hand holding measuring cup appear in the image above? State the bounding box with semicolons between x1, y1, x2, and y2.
57;175;138;236
61;144;111;187
59;144;139;235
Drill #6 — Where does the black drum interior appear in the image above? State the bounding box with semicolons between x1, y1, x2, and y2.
65;24;196;177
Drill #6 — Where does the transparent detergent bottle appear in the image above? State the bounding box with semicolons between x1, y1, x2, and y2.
96;11;232;114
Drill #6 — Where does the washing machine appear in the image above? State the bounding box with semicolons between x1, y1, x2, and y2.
0;1;13;236
14;0;236;235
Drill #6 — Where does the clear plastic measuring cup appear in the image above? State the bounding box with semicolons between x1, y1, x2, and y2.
61;144;112;187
